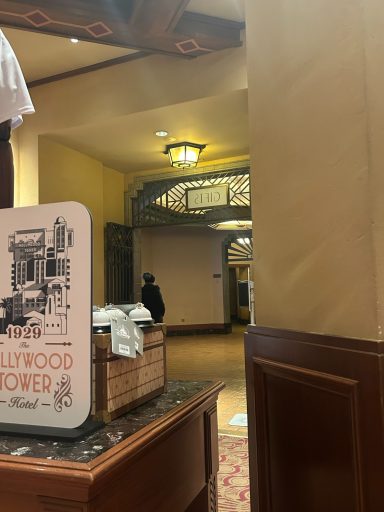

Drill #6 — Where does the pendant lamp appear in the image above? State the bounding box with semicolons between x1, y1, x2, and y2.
164;141;206;169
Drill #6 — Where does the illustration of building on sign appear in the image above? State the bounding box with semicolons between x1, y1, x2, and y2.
2;217;74;335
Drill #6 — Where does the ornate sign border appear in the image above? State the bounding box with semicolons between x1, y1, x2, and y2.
0;202;92;430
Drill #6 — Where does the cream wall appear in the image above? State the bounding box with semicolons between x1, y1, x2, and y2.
38;138;125;305
245;0;381;339
140;226;226;326
16;46;247;207
14;44;247;311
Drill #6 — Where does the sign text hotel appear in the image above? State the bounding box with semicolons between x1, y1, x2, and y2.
0;202;92;430
186;184;229;210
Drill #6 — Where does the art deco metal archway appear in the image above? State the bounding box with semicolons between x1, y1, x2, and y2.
130;164;251;228
225;232;253;263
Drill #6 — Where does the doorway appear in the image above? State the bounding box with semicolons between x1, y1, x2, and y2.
228;265;251;324
222;232;253;329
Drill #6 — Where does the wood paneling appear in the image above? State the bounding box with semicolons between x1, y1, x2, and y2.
39;497;89;512
0;0;244;57
129;0;190;33
167;323;232;336
245;326;384;512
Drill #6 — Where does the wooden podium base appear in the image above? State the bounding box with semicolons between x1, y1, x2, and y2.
0;381;223;512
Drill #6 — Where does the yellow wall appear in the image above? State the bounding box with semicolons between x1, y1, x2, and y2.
16;46;247;316
36;136;235;317
38;138;125;305
103;167;125;224
10;129;20;200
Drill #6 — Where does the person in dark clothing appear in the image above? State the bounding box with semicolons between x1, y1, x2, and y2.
141;272;165;323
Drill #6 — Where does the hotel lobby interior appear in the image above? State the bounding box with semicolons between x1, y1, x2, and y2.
1;0;384;510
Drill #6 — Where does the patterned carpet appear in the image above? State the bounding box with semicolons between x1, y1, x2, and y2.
218;435;250;511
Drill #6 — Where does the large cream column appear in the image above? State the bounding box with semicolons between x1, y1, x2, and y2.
245;0;384;339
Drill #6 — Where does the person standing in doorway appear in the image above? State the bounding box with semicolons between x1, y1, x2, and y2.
141;272;165;323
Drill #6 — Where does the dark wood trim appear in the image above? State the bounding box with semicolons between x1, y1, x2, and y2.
39;497;89;512
167;0;193;33
185;11;245;29
247;324;384;354
167;323;232;336
129;0;191;34
177;11;245;38
0;381;224;512
204;405;219;480
245;325;384;512
28;51;149;88
129;0;146;27
0;1;244;58
252;356;364;510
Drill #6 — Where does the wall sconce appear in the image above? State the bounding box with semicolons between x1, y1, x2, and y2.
164;141;206;168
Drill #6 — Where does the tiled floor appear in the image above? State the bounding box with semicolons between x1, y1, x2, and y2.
166;323;248;436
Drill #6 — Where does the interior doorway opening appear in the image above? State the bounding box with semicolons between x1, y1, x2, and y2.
135;224;253;336
222;232;253;330
228;265;251;324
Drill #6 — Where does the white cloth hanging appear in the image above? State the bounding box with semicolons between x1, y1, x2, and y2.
0;29;34;128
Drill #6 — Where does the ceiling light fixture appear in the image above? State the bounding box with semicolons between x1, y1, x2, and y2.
70;38;79;44
208;220;252;231
155;130;168;137
164;141;206;169
237;237;251;245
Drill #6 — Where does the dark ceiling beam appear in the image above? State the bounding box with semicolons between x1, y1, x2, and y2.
27;50;149;89
130;0;191;33
177;11;245;42
0;0;244;57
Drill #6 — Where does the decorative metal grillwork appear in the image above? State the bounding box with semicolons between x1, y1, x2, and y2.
105;223;134;304
132;166;250;227
225;231;253;262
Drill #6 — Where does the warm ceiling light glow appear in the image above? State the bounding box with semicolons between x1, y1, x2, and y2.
209;220;252;230
237;237;251;245
155;130;168;137
70;38;79;44
164;141;206;169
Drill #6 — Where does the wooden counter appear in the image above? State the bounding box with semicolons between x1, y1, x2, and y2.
0;380;224;512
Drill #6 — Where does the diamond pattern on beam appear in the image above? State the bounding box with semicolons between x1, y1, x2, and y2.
86;22;113;37
176;39;212;54
24;10;51;27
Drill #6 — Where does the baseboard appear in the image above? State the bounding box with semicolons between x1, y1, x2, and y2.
167;323;232;336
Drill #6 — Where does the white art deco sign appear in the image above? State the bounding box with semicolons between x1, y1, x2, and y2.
0;202;92;429
186;184;229;210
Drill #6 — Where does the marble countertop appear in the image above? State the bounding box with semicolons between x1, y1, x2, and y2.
0;380;211;463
